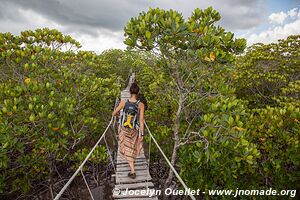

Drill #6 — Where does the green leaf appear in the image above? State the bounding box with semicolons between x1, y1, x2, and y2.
228;116;234;126
241;138;249;146
145;31;151;39
29;113;35;122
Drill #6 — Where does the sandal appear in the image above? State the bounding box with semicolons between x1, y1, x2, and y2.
128;172;136;179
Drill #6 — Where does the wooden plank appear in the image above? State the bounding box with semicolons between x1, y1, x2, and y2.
116;171;150;178
116;165;148;172
116;175;152;184
117;163;148;168
116;169;149;175
116;163;148;169
116;176;152;184
115;182;154;190
116;159;148;165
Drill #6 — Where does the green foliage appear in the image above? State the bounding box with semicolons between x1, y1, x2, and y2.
232;36;300;191
98;49;153;88
71;145;109;165
247;105;300;189
124;7;246;63
234;35;300;108
124;7;300;195
0;28;119;196
179;95;261;189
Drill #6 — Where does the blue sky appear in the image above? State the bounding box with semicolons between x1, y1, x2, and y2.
235;0;300;45
0;0;299;52
258;0;299;28
268;0;298;12
240;0;291;34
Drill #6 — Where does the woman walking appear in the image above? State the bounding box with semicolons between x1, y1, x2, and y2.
112;82;145;179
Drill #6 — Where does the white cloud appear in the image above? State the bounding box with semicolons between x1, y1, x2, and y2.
288;7;298;18
244;7;300;45
0;5;125;53
72;31;125;53
246;19;300;45
0;7;61;35
269;11;287;24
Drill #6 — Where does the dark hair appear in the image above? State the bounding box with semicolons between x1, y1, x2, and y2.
130;82;139;95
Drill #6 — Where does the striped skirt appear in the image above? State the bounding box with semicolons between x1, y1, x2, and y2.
119;127;142;162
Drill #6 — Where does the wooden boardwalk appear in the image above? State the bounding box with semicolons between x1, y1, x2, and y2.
112;73;158;200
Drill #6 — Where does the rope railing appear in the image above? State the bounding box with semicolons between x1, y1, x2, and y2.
54;117;114;200
144;121;196;200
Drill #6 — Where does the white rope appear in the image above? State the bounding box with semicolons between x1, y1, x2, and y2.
146;130;151;189
103;133;116;172
54;117;113;200
144;121;196;200
113;98;119;128
80;169;95;200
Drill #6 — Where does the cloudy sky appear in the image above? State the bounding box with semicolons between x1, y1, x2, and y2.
0;0;299;53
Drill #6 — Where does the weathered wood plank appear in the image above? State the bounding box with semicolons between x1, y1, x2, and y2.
116;175;152;184
114;182;154;190
116;170;150;178
116;165;148;172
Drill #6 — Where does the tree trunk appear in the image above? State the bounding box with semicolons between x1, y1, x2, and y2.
47;153;55;199
164;94;182;188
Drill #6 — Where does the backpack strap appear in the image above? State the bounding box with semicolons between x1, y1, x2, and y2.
135;100;141;129
121;99;129;126
133;100;140;129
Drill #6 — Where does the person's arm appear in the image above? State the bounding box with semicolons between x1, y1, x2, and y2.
112;99;125;116
139;103;145;137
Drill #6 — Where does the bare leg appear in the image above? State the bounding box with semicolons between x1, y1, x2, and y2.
128;160;135;174
136;140;143;156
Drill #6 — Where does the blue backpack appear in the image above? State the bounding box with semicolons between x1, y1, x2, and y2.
121;99;140;129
